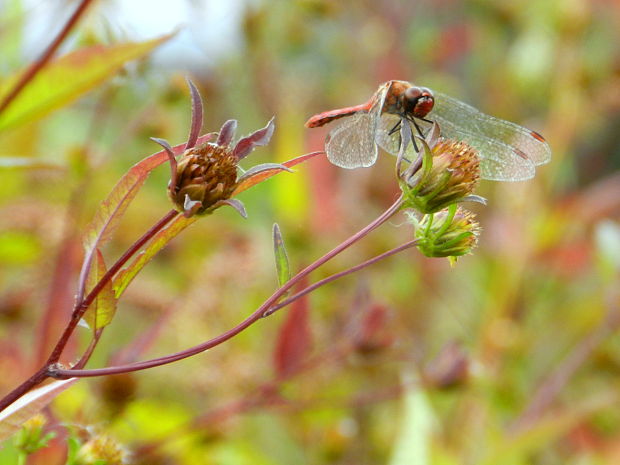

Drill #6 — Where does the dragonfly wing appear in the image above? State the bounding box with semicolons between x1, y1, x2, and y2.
433;114;536;181
432;91;551;166
374;113;418;159
325;112;378;169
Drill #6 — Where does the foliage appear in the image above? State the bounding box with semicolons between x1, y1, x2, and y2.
1;0;620;464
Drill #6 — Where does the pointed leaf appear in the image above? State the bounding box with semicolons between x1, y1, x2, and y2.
0;35;172;132
185;78;203;150
233;117;275;160
273;278;312;379
272;223;291;288
82;250;116;330
0;379;77;442
216;119;238;146
216;198;247;218
232;151;323;196
112;215;198;298
236;163;294;184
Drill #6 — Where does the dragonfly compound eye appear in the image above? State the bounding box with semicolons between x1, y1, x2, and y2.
404;86;434;118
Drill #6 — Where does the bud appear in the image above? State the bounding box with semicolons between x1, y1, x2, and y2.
412;205;480;260
13;413;55;455
75;434;127;465
169;142;238;215
400;137;480;214
152;114;280;218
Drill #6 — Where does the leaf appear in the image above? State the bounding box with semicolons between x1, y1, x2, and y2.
232;151;323;196
233;117;275;160
112;215;197;298
82;250;116;330
388;382;435;465
0;379;77;442
0;35;172;132
272;223;290;288
272;279;312;379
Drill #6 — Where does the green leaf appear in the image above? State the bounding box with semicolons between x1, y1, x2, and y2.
0;379;77;443
0;35;172;132
272;223;290;288
389;382;434;465
112;215;197;298
82;249;117;330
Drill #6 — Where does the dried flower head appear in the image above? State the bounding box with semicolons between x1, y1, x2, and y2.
398;123;481;214
152;79;290;218
410;204;480;261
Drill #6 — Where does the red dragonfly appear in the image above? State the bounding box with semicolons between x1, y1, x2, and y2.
305;80;551;181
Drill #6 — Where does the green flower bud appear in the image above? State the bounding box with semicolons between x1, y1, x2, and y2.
400;138;480;214
14;413;55;455
412;205;480;260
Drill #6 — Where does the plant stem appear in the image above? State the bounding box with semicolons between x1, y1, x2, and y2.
49;195;405;378
263;239;419;317
0;210;179;414
0;0;95;116
46;209;179;366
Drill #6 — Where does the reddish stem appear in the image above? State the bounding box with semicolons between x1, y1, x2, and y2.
0;0;95;116
263;239;419;317
0;209;179;413
49;195;405;378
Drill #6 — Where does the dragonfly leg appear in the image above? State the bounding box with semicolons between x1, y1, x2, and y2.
388;119;401;136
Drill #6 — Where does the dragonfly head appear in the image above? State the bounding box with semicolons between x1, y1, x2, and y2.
403;86;434;119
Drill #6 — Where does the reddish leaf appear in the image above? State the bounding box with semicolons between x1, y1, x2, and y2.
233;117;275;160
0;379;77;442
232;151;324;196
112;215;197;298
82;249;116;330
273;279;313;379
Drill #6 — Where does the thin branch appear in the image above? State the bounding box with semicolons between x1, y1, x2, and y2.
263;239;419;317
0;0;96;115
49;195;406;378
46;209;180;366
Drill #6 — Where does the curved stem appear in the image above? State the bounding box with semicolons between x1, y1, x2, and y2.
50;195;405;378
263;239;419;317
46;209;179;365
0;210;179;413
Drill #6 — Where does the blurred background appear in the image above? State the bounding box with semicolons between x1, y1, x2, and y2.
0;0;619;463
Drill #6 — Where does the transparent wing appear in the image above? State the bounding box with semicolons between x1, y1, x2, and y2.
433;91;551;166
325;112;378;169
375;113;418;160
375;111;536;181
433;114;536;181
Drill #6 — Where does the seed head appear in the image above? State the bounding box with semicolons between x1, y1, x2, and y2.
169;142;239;216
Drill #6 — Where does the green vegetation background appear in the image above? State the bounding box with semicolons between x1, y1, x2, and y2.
0;0;619;464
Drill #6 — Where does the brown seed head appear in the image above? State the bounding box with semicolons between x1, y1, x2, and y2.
169;142;239;215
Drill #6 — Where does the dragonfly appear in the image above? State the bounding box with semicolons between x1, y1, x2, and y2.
305;80;551;181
